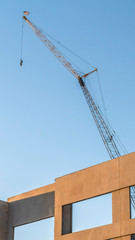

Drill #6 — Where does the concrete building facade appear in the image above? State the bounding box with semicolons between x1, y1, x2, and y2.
0;152;135;240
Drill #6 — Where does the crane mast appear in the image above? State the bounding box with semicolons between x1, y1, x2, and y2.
23;16;121;160
80;82;120;159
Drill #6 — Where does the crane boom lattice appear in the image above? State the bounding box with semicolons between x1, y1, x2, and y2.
23;16;121;160
23;16;79;80
80;80;121;159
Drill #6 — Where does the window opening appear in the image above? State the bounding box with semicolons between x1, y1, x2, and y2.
131;234;135;240
14;217;54;240
72;193;112;232
130;186;135;219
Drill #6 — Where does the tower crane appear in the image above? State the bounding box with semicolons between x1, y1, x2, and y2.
23;15;121;160
22;15;135;210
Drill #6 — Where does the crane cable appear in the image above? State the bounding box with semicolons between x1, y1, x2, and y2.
85;75;128;155
37;26;109;118
99;107;128;155
34;24;87;75
34;24;96;70
20;19;24;66
96;70;107;117
34;23;109;117
21;17;96;73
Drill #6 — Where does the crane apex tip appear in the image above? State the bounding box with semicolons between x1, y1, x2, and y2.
23;16;27;20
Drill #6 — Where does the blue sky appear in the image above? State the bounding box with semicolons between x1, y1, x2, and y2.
0;0;135;238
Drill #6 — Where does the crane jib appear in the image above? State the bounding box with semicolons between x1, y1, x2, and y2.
23;15;121;160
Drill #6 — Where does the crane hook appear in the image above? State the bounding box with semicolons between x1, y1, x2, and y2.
20;59;23;66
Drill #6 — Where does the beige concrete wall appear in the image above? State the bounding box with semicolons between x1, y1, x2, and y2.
8;183;55;202
55;152;135;240
1;152;135;240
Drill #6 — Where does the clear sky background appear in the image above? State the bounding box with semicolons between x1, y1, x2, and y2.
0;0;135;238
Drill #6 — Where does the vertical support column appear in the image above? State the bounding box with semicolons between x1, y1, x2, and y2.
112;190;121;223
62;204;72;235
54;206;62;238
112;187;130;239
0;201;8;240
112;188;130;223
120;188;130;221
7;228;14;240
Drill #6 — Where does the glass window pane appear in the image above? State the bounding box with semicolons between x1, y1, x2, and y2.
14;217;54;240
130;186;135;219
72;193;112;232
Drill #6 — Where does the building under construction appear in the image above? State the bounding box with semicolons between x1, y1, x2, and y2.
0;152;135;240
0;13;134;240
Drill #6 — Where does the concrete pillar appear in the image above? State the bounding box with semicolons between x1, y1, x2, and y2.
112;190;121;223
0;201;8;240
62;204;72;235
120;188;130;221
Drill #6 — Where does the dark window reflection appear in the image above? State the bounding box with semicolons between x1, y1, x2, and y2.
131;234;135;240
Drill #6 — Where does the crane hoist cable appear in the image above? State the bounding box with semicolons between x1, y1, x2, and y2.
20;19;24;66
20;11;30;66
22;15;124;160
